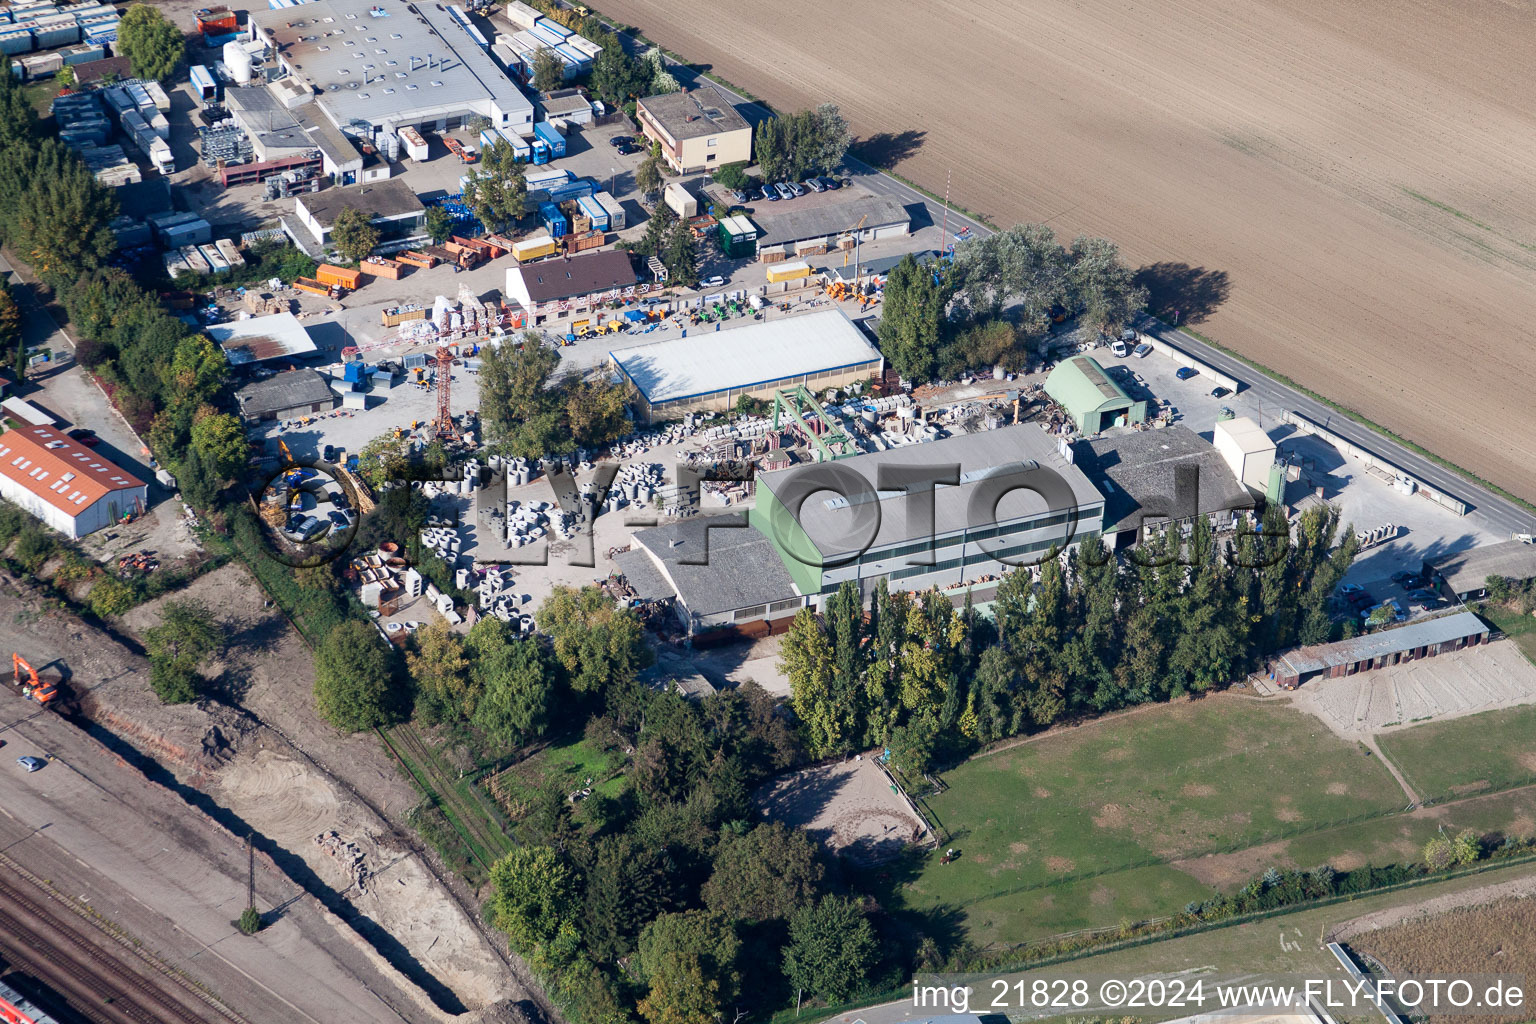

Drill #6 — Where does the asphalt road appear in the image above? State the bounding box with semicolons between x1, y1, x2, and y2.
574;12;1535;537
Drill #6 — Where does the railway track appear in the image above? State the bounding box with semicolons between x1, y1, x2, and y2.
381;724;515;872
0;869;235;1024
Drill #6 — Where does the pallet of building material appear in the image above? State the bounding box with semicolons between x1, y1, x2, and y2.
565;229;606;254
244;290;286;315
395;250;437;269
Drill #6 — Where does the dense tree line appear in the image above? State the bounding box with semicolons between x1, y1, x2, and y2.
0;68;245;506
877;224;1148;384
627;205;699;286
783;506;1359;769
754;105;851;183
386;584;886;1024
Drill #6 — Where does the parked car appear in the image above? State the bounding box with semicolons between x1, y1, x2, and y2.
285;515;326;542
1211;386;1233;399
761;185;779;202
701;275;726;289
616;143;640;155
1398;576;1428;591
328;510;352;530
821;176;844;190
16;756;45;773
802;178;825;193
1345;591;1374;609
67;428;101;447
1390;570;1418;584
731;189;750;204
607;135;632;148
1176;366;1199;381
1339;583;1365;595
775;182;796;200
1405;588;1440;603
1134;342;1153;358
322;444;337;463
785;181;805;197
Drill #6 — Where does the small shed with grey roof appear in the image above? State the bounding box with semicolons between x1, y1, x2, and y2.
1424;541;1536;600
1045;355;1147;435
235;368;338;421
625;514;805;634
1074;425;1255;547
752;194;911;253
1272;610;1490;688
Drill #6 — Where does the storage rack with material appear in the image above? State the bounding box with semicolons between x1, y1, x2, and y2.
219;151;321;186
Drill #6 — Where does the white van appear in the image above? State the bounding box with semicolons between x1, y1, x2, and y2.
1110;339;1130;358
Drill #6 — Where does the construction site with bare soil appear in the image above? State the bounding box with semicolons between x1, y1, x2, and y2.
593;0;1536;502
0;567;540;1024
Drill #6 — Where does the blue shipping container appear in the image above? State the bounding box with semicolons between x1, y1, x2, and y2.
539;201;567;238
554;43;589;68
532;121;565;157
526;21;565;47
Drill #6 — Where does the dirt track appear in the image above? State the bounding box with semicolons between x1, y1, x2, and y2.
598;0;1536;499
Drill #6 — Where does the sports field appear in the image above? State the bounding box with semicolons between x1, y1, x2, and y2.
596;0;1536;501
890;698;1536;945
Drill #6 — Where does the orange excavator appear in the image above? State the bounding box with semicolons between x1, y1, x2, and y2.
9;654;58;705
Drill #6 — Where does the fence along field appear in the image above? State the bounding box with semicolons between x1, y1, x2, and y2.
596;0;1536;502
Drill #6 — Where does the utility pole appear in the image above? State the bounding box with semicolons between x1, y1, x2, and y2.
939;167;952;254
246;832;255;913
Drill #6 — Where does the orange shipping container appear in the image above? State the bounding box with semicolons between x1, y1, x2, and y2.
396;250;437;269
293;277;333;297
316;264;363;289
359;256;403;279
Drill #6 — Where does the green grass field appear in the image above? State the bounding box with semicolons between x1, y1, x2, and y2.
1483;603;1536;665
491;734;625;815
898;698;1408;944
1378;705;1536;803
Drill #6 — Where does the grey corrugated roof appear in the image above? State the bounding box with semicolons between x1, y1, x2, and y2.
1076;425;1254;533
637;86;749;141
1279;610;1489;675
757;424;1104;560
299;178;425;224
631;514;798;616
235;369;336;417
1428;540;1536;594
613;546;675;601
514;249;637;303
754;195;909;247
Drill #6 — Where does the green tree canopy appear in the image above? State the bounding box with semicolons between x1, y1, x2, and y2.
189;409;248;484
313;620;398;731
636;152;663;198
782;895;877;1003
487;845;579;952
636;911;741;1024
1067;235;1148;337
876;253;949;383
532;47;566;93
477;333;570;457
470;629;557;748
143;599;223;704
117;4;186;82
329;206;380;263
702;823;824;922
589;29;648;105
537;585;651;697
424;204;454;244
462;140;528;234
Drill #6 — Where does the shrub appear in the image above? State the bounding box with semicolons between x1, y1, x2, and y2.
238;906;262;934
89;576;137;618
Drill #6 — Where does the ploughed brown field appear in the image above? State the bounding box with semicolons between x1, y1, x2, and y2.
600;0;1536;500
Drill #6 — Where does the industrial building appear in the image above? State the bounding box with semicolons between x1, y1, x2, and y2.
1271;610;1490;689
1424;541;1536;601
224;85;381;185
536;88;594;125
504;249;638;323
1072;425;1256;549
752;194;911;261
751;423;1105;603
635;86;751;174
290;179;426;253
609;309;884;423
1044;356;1148;434
235;368;339;421
0;425;147;539
1212;415;1280;501
247;0;535;138
619;515;804;635
209;312;319;366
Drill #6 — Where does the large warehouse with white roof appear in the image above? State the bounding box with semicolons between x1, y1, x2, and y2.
608;309;884;422
248;0;535;137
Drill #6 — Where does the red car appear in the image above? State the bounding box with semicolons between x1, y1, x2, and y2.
68;428;101;448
